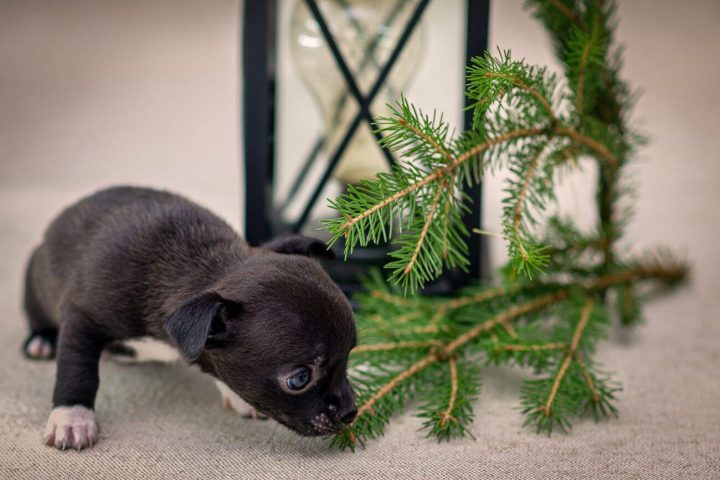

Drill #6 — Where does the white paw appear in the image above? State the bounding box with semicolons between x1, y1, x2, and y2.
215;380;267;419
24;336;54;359
44;406;98;450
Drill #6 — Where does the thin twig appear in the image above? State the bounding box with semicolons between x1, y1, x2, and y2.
351;340;442;354
443;292;567;355
359;323;444;336
438;285;520;310
502;342;566;352
355;354;439;420
555;126;617;167
548;0;581;26
366;311;425;328
575;40;593;115
339;125;614;237
512;143;547;239
588;260;686;290
501;321;519;339
369;290;423;306
540;298;594;416
396;118;454;163
483;72;557;122
441;175;457;259
405;181;446;274
439;356;459;427
575;355;599;403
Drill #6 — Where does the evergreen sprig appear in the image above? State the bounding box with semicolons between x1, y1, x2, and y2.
324;41;630;292
319;0;689;450
331;258;685;450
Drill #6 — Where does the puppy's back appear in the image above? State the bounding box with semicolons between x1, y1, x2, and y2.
38;187;182;277
29;186;242;329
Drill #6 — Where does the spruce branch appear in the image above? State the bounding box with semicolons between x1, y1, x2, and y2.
322;0;688;451
333;258;687;450
325;49;625;290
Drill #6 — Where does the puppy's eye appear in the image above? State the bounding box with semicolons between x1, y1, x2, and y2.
287;367;311;391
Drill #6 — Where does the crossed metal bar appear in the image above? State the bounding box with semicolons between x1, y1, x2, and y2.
291;0;431;232
280;0;408;215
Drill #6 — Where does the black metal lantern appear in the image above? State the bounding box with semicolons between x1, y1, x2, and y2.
242;0;490;295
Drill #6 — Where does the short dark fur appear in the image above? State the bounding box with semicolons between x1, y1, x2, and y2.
23;186;357;436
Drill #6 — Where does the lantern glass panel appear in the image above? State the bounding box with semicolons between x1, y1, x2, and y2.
276;1;465;238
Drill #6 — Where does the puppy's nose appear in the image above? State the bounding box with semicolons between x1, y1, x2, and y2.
340;407;357;424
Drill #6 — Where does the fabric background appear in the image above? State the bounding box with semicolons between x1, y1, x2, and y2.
1;0;719;478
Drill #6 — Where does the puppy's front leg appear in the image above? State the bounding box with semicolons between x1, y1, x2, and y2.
44;310;104;450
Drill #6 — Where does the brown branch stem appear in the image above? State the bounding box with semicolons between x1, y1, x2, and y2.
512;143;547;244
405;181;446;275
438;285;520;310
576;41;592;115
555;126;617;167
576;355;599;403
396;119;454;163
540;298;594;417
548;0;581;25
352;340;442;354
369;290;423;306
483;72;557;121
355;354;439;420
440;356;459;427
500;342;566;352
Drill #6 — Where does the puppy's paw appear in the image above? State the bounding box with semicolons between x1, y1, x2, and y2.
43;406;98;450
23;331;57;360
215;380;267;419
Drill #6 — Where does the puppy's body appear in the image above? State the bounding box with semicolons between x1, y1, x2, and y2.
24;186;357;450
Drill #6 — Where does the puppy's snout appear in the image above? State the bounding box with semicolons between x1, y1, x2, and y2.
326;381;357;426
339;406;357;424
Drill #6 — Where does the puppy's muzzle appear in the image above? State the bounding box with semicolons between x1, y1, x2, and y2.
312;405;357;435
315;391;357;434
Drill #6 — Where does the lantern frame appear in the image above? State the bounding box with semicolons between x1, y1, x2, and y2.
242;0;490;294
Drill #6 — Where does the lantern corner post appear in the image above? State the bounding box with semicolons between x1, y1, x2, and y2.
461;0;491;284
242;0;278;245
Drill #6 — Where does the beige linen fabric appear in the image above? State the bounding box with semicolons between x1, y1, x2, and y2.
0;193;718;478
1;0;719;478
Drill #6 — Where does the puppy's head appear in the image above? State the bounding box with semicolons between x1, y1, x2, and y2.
163;235;357;436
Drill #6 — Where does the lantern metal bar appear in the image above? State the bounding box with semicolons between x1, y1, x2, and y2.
242;0;277;245
293;0;431;232
460;0;490;283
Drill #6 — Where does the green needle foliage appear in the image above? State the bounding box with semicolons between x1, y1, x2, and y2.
322;0;688;451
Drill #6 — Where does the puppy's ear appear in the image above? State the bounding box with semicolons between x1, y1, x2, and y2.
163;293;237;361
263;234;335;260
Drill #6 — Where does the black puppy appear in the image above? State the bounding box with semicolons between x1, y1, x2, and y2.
22;186;357;450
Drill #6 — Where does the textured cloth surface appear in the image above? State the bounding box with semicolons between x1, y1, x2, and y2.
2;0;720;478
1;193;719;480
